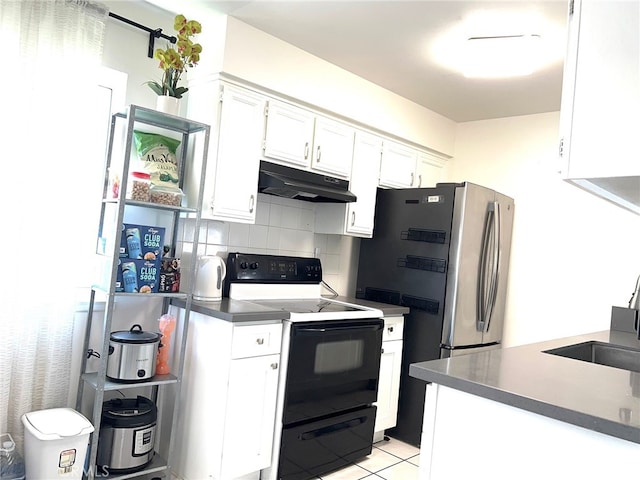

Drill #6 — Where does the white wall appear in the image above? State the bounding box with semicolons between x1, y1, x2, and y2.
449;112;640;347
220;17;456;157
101;1;175;109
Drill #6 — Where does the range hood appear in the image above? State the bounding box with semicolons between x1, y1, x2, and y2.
258;161;357;203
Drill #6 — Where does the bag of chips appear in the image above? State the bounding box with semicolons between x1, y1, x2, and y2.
133;130;183;205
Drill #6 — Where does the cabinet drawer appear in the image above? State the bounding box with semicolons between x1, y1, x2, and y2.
231;323;283;359
382;316;404;342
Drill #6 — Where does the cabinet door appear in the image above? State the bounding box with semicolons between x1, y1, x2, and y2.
263;99;315;168
314;131;381;237
221;353;280;478
312;116;355;178
347;131;382;236
413;151;446;188
211;85;265;223
374;339;403;433
379;140;418;188
560;0;640;179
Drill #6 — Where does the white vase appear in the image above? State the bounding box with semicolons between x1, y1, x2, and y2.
156;95;180;116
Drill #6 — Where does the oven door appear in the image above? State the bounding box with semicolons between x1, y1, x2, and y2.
283;318;384;425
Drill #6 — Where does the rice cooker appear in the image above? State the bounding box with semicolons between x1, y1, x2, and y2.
106;324;161;382
96;396;157;473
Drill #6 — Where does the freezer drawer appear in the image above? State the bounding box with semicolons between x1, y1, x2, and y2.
278;406;377;480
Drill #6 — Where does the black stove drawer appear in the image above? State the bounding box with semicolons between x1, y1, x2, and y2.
278;406;376;480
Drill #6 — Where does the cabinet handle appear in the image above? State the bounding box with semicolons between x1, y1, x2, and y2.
249;195;255;214
256;337;264;345
304;142;309;159
418;174;422;187
381;348;385;354
316;145;321;162
410;172;414;185
351;211;356;226
388;326;394;333
271;362;278;370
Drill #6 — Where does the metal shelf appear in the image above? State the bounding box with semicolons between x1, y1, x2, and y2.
90;286;188;299
81;372;178;391
102;198;198;215
100;453;169;480
77;105;209;480
115;104;209;134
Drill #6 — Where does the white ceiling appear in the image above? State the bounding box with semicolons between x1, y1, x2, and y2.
201;0;570;122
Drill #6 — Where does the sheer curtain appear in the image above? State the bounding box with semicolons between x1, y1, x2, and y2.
0;0;108;449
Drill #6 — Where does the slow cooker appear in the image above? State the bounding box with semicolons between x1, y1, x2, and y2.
96;396;157;473
106;324;161;382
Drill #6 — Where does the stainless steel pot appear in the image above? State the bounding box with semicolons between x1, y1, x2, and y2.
106;324;161;382
97;396;157;473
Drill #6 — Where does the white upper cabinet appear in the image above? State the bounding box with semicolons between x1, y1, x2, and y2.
188;81;266;223
559;0;640;213
379;140;418;188
263;99;355;179
311;116;355;178
315;131;382;238
212;85;266;223
263;99;314;168
413;151;447;188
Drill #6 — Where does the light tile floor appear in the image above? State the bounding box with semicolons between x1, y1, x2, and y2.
318;437;420;480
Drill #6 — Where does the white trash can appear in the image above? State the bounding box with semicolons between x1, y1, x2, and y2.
21;408;94;479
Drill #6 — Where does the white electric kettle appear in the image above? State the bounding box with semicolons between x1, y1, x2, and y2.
193;255;227;301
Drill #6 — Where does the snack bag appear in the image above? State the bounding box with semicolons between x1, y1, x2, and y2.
133;130;183;204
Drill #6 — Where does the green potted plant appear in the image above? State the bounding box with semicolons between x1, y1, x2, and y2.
147;14;202;115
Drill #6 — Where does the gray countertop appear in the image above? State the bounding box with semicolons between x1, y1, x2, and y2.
170;296;407;322
409;330;640;444
171;297;289;322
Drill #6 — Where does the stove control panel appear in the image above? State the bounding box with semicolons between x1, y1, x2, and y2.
225;252;322;284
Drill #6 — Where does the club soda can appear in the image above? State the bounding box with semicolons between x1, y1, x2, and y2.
125;227;143;259
122;262;139;293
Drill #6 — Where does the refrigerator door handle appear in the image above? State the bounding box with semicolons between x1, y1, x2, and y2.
476;204;492;332
485;201;501;333
477;201;501;333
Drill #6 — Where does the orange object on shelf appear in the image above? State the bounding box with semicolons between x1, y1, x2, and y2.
156;314;176;375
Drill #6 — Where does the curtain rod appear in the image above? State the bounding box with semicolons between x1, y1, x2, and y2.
108;11;177;58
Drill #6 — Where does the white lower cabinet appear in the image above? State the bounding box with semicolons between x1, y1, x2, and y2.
374;315;404;439
221;354;280;478
419;384;639;480
171;309;282;480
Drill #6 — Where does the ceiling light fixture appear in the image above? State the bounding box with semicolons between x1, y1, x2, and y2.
463;34;542;78
429;10;564;80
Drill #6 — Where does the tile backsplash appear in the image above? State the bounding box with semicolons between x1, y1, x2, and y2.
176;193;360;296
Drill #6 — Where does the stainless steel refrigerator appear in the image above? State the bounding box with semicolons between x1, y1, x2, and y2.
355;182;514;446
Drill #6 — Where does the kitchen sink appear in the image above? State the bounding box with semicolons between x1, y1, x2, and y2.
543;341;640;373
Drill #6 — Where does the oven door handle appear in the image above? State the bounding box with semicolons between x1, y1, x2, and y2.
296;324;383;333
299;416;367;440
